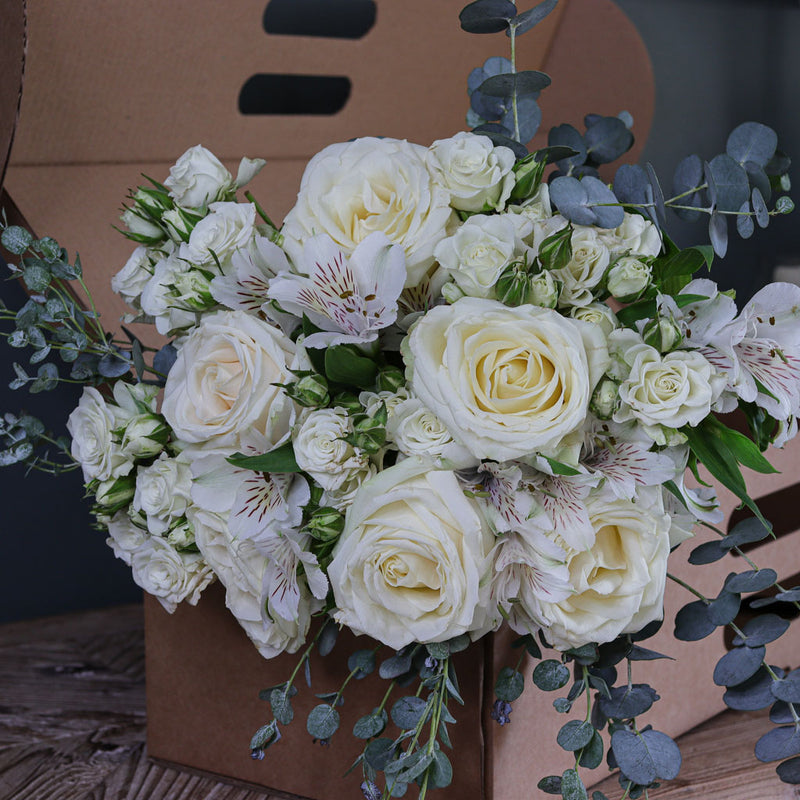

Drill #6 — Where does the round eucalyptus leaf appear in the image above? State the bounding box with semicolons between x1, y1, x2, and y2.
777;756;800;784
735;614;791;647
599;684;660;720
725;569;778;595
533;659;570;691
770;701;800;724
713;644;765;687
306;703;340;740
430;750;453;789
153;343;178;379
269;687;296;725
723;516;771;549
755;726;800;763
537;775;562;795
510;0;559;36
708;153;751;212
557;719;595;752
674;600;716;641
390;696;428;730
560;768;588;800
550;176;596;225
578;730;605;770
501;95;541;143
495;666;525;702
771;671;800;704
583;176;625;228
478;70;550;98
613;163;649;206
584;116;634;164
708;211;728;258
736;201;755;239
611;729;682;785
459;0;517;33
743;161;771;202
348;649;376;678
470;88;507;120
724;665;784;711
549;124;587;171
727;121;778;168
689;540;728;565
752;187;770;228
379;649;413;679
22;263;51;293
707;589;741;626
1;225;33;255
364;737;396;770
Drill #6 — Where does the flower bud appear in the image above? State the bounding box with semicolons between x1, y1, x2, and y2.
347;413;387;454
166;518;196;550
527;270;560;309
494;262;531;307
590;378;620;419
441;281;466;304
162;208;195;242
121;208;165;244
172;269;215;310
537;225;573;271
332;392;362;414
134;186;172;217
94;474;136;510
607;256;651;302
642;316;683;353
294;373;331;407
377;366;405;393
304;506;345;543
121;414;169;459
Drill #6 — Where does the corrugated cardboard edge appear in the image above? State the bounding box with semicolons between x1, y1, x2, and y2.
0;0;25;192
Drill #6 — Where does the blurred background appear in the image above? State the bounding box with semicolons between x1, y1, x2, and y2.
1;0;799;623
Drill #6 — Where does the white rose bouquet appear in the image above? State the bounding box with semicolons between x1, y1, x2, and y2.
2;1;799;798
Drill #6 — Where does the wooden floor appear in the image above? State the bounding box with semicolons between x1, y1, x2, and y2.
0;605;797;800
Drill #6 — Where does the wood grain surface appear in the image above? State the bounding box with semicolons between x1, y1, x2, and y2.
0;604;797;800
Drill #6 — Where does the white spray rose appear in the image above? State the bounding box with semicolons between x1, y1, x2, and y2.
555;226;611;308
67;387;132;483
112;246;156;307
616;345;725;432
603;212;662;258
180;201;256;267
328;459;493;650
130;536;214;613
164;144;233;209
607;256;651;302
133;453;192;535
281;137;456;287
162;310;300;453
293;407;370;491
139;254;197;336
426;132;516;212
570;302;619;338
105;511;147;566
536;487;672;650
433;213;526;298
407;297;609;461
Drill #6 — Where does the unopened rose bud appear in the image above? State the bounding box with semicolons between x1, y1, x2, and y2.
527;270;560;309
172;270;215;310
537;225;573;272
495;262;531;307
121;414;169;459
332;392;362;414
590;378;620;419
607;257;651;302
134;186;172;216
304;506;345;543
166;518;195;550
94;474;136;509
377;366;405;393
441;282;466;304
162;208;195;242
348;414;387;454
642;317;683;352
295;374;331;407
121;208;165;244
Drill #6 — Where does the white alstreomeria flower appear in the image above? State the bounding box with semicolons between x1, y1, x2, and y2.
268;233;406;348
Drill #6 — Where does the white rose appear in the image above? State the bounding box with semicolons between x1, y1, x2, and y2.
281;137;456;287
179;202;256;266
130;536;214;613
188;506;315;657
555;226;611;308
607;256;651;302
162;309;300;453
426;132;516;212
133;453;192;535
508;183;552;224
433;214;525;298
164;144;233;209
603;212;662;258
407;297;609;461
616;345;723;431
67;387;132;483
292;407;369;491
328;459;493;649
120;414;168;459
139;255;197;336
112;246;155;307
121;208;163;241
536;487;672;650
570;302;619;338
105;511;147;566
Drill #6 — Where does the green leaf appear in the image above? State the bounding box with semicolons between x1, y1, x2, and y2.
353;708;388;739
541;455;580;476
1;225;33;255
495;666;525;702
654;245;714;282
557;720;595;752
391;696;429;730
429;750;453;789
533;659;570;691
324;345;378;390
478;70;551;98
510;0;558;36
560;768;588;800
269;686;297;725
306;703;340;740
226;440;300;473
459;0;517;33
22;262;51;293
578;730;605;769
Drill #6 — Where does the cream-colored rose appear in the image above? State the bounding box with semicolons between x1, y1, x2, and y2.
570;302;619;338
133;453;192;535
161;309;300;453
188;506;315;657
433;213;527;298
112;246;156;307
67;387;132;483
281;137;456;287
328;459;493;650
607;256;651;302
130;536;214;613
536;487;672;650
105;511;147;566
407;297;609;461
292;407;370;491
616;345;724;431
179;201;256;267
164;144;233;209
426;132;515;212
139;254;197;336
555;226;611;308
602;212;662;258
